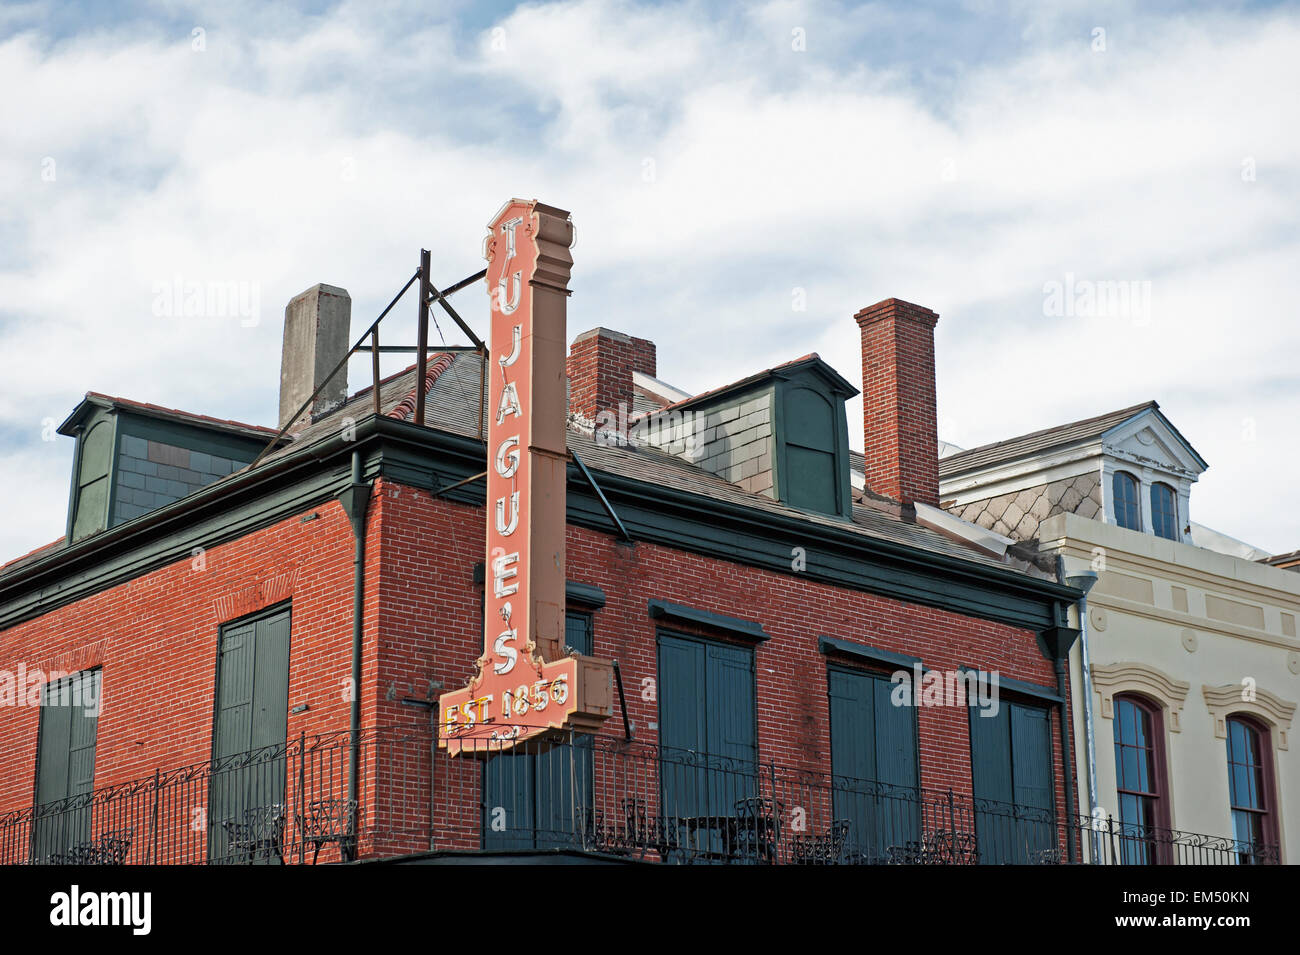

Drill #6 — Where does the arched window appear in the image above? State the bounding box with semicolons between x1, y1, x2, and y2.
1150;482;1178;540
71;421;112;542
1226;716;1276;863
1112;471;1141;531
782;387;839;515
1112;695;1168;863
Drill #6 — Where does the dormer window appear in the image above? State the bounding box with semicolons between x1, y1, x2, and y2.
70;421;113;542
1113;471;1141;531
58;394;283;543
782;388;839;514
634;355;857;520
1150;482;1178;540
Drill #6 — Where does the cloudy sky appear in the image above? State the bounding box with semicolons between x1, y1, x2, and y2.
1;0;1297;560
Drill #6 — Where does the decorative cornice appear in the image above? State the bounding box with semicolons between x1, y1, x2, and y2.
1092;662;1191;731
1202;683;1297;750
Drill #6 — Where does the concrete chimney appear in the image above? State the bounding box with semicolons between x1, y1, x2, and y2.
565;327;656;422
279;283;351;432
855;298;939;508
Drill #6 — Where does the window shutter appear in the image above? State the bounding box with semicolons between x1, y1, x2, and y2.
1010;705;1053;813
213;621;256;762
209;608;290;862
251;611;291;752
830;667;918;861
34;670;100;860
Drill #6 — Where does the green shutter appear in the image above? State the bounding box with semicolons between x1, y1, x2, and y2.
658;632;757;859
209;608;290;863
251;611;291;752
1009;704;1055;861
483;747;538;851
783;389;839;514
969;700;1055;863
213;621;256;763
483;611;595;850
829;667;918;861
33;670;100;860
71;421;113;541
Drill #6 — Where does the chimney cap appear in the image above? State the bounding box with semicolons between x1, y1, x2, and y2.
854;298;939;328
288;282;350;302
571;326;634;346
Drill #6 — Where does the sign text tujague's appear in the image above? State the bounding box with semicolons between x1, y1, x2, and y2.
438;200;612;756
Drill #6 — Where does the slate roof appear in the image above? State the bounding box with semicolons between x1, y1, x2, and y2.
325;352;1047;575
938;401;1159;477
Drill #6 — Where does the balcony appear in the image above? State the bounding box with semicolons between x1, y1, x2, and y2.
0;726;1278;866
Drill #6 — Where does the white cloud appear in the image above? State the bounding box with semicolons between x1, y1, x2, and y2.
0;0;1297;557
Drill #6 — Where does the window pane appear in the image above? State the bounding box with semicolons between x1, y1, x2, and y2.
1112;472;1141;530
1225;718;1269;814
1151;483;1178;540
1113;696;1162;859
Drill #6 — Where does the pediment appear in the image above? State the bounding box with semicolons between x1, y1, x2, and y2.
1102;408;1205;479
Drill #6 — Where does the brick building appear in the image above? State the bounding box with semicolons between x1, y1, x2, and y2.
0;211;1088;866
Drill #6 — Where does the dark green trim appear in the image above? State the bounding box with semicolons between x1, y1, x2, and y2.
772;367;854;520
565;581;607;609
960;666;1062;704
1;415;1080;634
63;419;86;546
103;411;122;535
337;483;372;540
65;407;117;544
1037;622;1080;662
647;598;770;642
818;635;923;672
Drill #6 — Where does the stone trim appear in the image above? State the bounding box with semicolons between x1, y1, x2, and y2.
1202;683;1296;750
1092;661;1191;731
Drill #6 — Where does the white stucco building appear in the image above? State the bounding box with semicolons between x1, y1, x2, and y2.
940;401;1299;863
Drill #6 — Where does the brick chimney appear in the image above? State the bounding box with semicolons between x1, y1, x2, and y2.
855;298;939;508
279;283;351;431
566;327;657;422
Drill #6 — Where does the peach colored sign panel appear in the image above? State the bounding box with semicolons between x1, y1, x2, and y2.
439;200;580;755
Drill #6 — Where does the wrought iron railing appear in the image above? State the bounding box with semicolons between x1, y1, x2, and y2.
0;726;1278;865
0;727;433;865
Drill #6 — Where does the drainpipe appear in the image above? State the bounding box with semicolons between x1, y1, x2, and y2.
1066;571;1100;863
338;451;373;861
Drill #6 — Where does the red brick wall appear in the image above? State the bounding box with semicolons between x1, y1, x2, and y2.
0;492;389;808
855;298;940;507
374;483;1073;847
0;475;1072;859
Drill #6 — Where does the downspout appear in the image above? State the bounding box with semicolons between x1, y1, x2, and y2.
338;450;373;861
1066;571;1100;863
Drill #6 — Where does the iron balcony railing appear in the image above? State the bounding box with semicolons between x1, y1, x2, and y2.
0;725;1279;866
